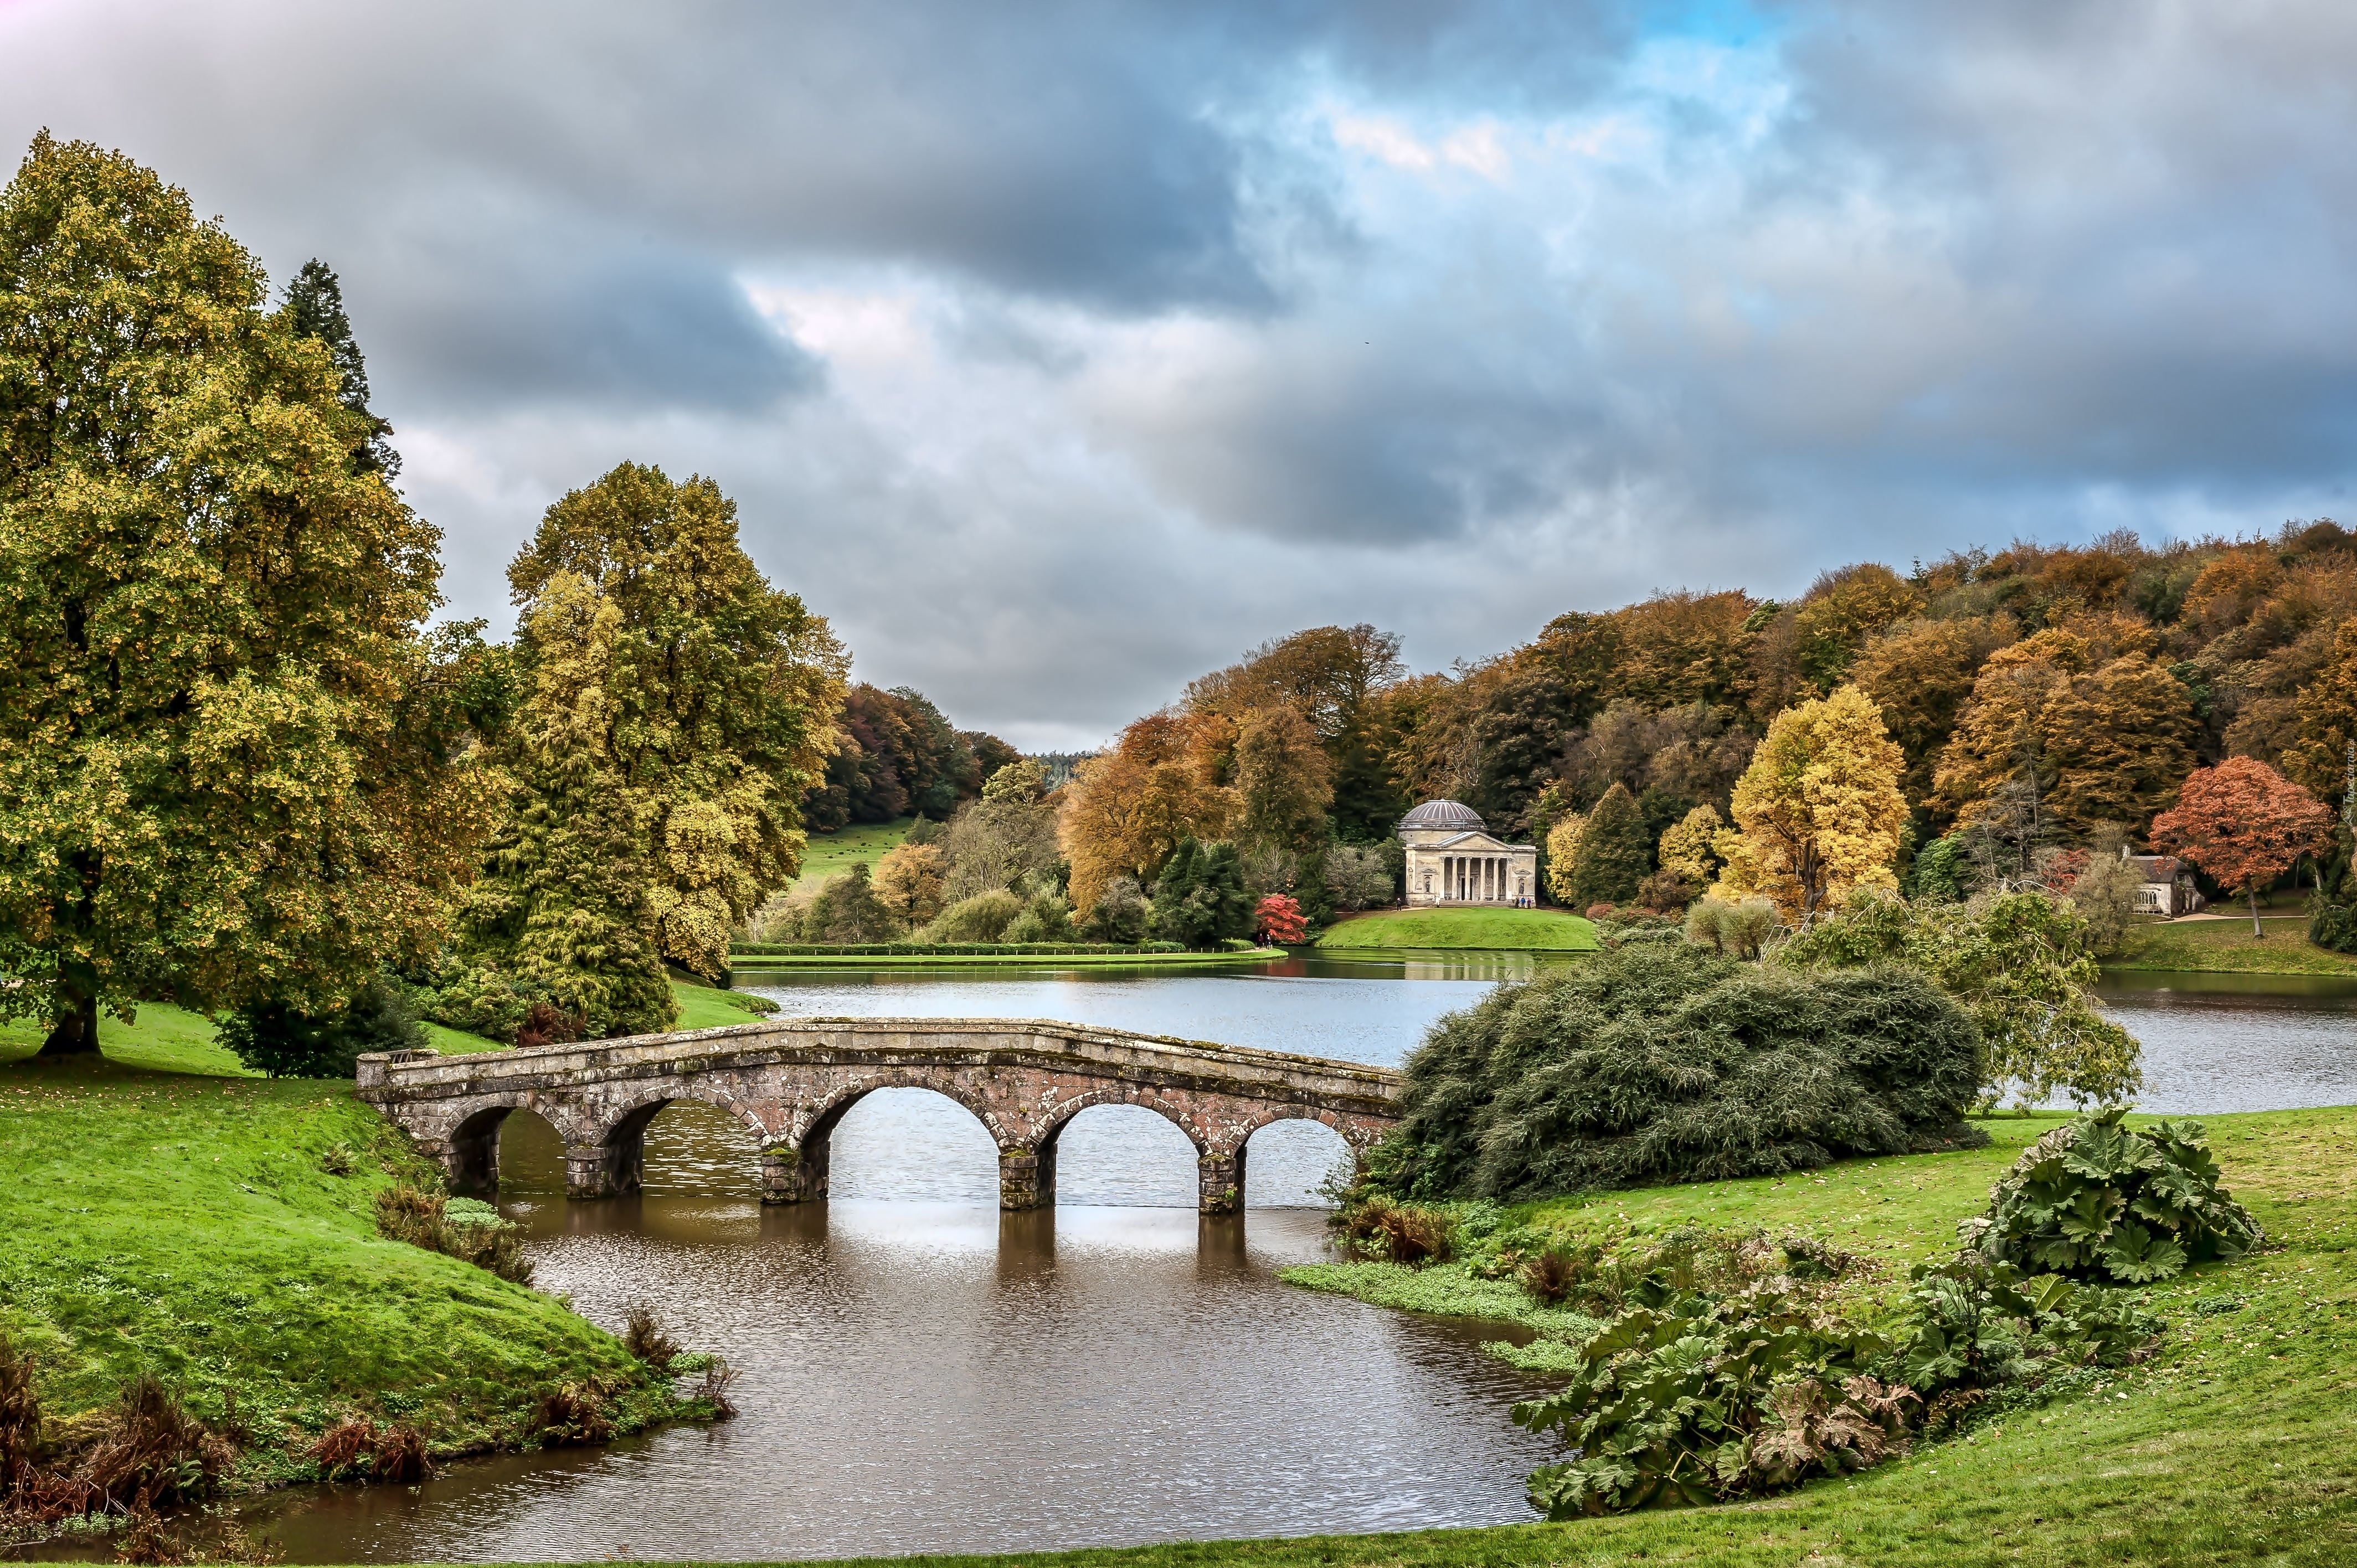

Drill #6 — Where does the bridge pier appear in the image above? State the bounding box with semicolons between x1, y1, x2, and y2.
999;1143;1056;1210
760;1138;828;1204
1198;1147;1246;1215
566;1139;641;1200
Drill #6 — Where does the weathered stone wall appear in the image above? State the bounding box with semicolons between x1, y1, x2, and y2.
358;1017;1401;1214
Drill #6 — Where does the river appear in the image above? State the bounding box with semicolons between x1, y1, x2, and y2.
239;953;2356;1562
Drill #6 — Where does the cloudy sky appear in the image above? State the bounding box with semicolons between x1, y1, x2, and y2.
6;2;2353;748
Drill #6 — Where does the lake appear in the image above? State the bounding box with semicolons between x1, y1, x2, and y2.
236;952;2356;1562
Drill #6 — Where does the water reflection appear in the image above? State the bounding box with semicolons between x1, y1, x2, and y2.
2093;971;2357;1112
253;1117;1553;1562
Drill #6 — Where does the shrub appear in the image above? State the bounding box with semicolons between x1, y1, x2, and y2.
623;1306;680;1373
1633;867;1701;916
1001;891;1075;945
374;1187;535;1286
0;1333;36;1481
1514;1242;2162;1518
1514;1281;1903;1515
1962;1109;2263;1284
802;863;905;943
78;1375;235;1514
1149;837;1255;949
1324;843;1397;911
1332;1194;1455;1264
530;1379;619;1447
918;888;1026;942
308;1416;433;1483
1682;895;1779;958
1370;945;1984;1201
692;1359;741;1421
1892;1255;2160;1396
1078;875;1151;942
217;974;424;1077
514;1000;585;1050
1584;902;1617;920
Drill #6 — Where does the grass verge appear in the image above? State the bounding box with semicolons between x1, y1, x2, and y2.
2109;914;2357;976
1317;907;1599;952
0;1053;682;1492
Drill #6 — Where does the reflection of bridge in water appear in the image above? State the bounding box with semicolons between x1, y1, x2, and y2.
359;1017;1402;1213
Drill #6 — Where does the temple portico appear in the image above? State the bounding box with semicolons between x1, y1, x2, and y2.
1394;800;1540;908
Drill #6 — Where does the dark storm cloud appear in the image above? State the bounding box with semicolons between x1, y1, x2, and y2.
2;0;2353;744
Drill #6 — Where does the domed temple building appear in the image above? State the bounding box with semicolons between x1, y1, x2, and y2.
1396;800;1539;907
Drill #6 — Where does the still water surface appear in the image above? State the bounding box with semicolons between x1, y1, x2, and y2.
246;954;2356;1561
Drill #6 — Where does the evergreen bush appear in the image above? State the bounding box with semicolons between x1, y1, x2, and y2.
218;975;425;1078
2309;844;2357;952
1369;945;1984;1201
1149;838;1255;949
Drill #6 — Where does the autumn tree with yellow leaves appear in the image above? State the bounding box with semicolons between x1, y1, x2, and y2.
1058;711;1235;914
0;136;492;1055
433;465;846;1036
1711;685;1908;920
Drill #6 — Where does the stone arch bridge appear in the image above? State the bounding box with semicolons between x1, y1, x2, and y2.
357;1017;1402;1213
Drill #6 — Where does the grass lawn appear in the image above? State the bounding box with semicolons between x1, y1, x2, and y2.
1318;906;1599;951
2110;913;2357;976
0;1049;674;1484
770;1105;2356;1568
792;817;919;890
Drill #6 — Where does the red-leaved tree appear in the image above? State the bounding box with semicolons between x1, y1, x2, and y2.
2149;758;2333;938
1255;894;1307;946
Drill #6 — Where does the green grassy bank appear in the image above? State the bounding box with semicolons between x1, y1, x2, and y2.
0;1051;673;1488
1317;907;1599;951
791;817;918;891
0;977;773;1503
2111;913;2357;977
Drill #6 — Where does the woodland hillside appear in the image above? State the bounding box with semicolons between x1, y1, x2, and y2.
1057;525;2357;916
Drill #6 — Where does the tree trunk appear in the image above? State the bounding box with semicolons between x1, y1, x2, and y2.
2250;888;2264;940
36;986;101;1056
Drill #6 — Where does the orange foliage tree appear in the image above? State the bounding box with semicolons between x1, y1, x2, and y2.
2149;758;2333;937
1057;711;1234;914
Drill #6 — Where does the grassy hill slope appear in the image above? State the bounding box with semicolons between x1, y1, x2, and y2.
1318;906;1599;951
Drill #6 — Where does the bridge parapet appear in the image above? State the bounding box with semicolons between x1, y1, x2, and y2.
358;1017;1401;1214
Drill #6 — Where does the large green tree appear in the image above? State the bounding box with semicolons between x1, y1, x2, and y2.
0;134;485;1055
486;462;847;988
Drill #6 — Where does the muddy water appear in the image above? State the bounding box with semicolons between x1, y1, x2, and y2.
247;1097;1560;1563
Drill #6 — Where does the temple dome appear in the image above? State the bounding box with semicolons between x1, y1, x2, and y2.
1398;799;1486;833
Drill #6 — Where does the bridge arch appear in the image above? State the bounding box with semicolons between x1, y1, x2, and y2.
435;1098;582;1195
577;1085;774;1198
1239;1115;1357;1208
358;1016;1400;1214
1037;1097;1206;1208
773;1079;1007;1205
